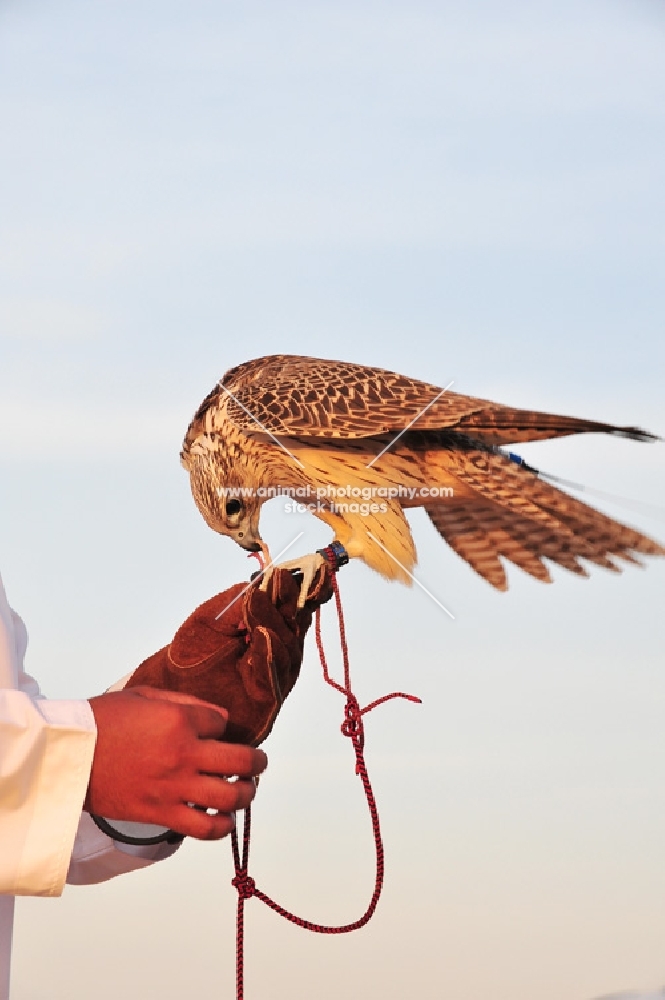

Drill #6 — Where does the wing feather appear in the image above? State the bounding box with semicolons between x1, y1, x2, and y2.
425;448;664;590
182;355;655;459
426;501;592;588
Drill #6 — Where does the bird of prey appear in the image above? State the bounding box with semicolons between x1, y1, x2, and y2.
181;354;664;602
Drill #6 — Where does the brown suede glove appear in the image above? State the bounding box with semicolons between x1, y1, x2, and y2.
125;566;333;747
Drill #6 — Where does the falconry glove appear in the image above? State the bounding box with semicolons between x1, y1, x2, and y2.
124;565;334;746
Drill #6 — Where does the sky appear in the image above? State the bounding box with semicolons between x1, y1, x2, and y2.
1;1;665;998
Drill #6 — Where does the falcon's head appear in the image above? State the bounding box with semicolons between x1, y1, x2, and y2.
185;452;269;561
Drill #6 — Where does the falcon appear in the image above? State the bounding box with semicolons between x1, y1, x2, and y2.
181;354;664;603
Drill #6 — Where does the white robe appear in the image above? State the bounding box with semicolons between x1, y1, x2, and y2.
0;574;178;999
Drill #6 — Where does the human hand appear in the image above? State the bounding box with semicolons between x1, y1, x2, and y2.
84;686;267;840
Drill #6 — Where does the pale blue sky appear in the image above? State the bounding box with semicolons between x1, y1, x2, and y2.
1;2;664;998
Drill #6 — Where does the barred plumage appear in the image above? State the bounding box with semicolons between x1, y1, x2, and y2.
181;354;664;591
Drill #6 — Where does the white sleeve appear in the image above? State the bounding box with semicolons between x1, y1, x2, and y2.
0;592;179;898
0;690;97;896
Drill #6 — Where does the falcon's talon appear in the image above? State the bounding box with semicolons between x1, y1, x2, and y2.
260;552;326;608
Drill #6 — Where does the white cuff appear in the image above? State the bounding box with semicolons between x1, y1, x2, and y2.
0;692;96;897
66;813;180;885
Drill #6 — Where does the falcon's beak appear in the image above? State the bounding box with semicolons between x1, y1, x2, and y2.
232;506;265;556
234;528;262;552
239;538;262;552
235;532;271;566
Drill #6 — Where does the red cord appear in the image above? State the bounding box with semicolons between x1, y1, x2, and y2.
230;575;421;999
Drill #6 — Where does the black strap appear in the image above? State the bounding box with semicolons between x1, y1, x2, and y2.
90;813;184;846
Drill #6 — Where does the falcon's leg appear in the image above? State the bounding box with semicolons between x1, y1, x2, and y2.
259;551;326;608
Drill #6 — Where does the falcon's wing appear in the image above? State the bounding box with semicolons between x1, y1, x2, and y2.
183;355;655;452
425;447;665;590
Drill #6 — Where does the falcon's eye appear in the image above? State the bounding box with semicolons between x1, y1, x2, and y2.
225;499;242;516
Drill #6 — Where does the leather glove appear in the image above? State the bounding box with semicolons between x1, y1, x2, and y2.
124;565;333;746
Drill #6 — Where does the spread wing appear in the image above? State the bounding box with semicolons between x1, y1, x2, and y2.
425;448;665;590
182;355;655;456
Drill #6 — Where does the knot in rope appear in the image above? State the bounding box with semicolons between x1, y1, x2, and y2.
231;872;256;900
340;695;365;749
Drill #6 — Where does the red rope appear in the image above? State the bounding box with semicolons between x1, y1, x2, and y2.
230;575;421;999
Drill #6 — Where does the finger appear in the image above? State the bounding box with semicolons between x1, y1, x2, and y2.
168;805;237;841
130;686;229;725
196;742;268;778
187;776;257;814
